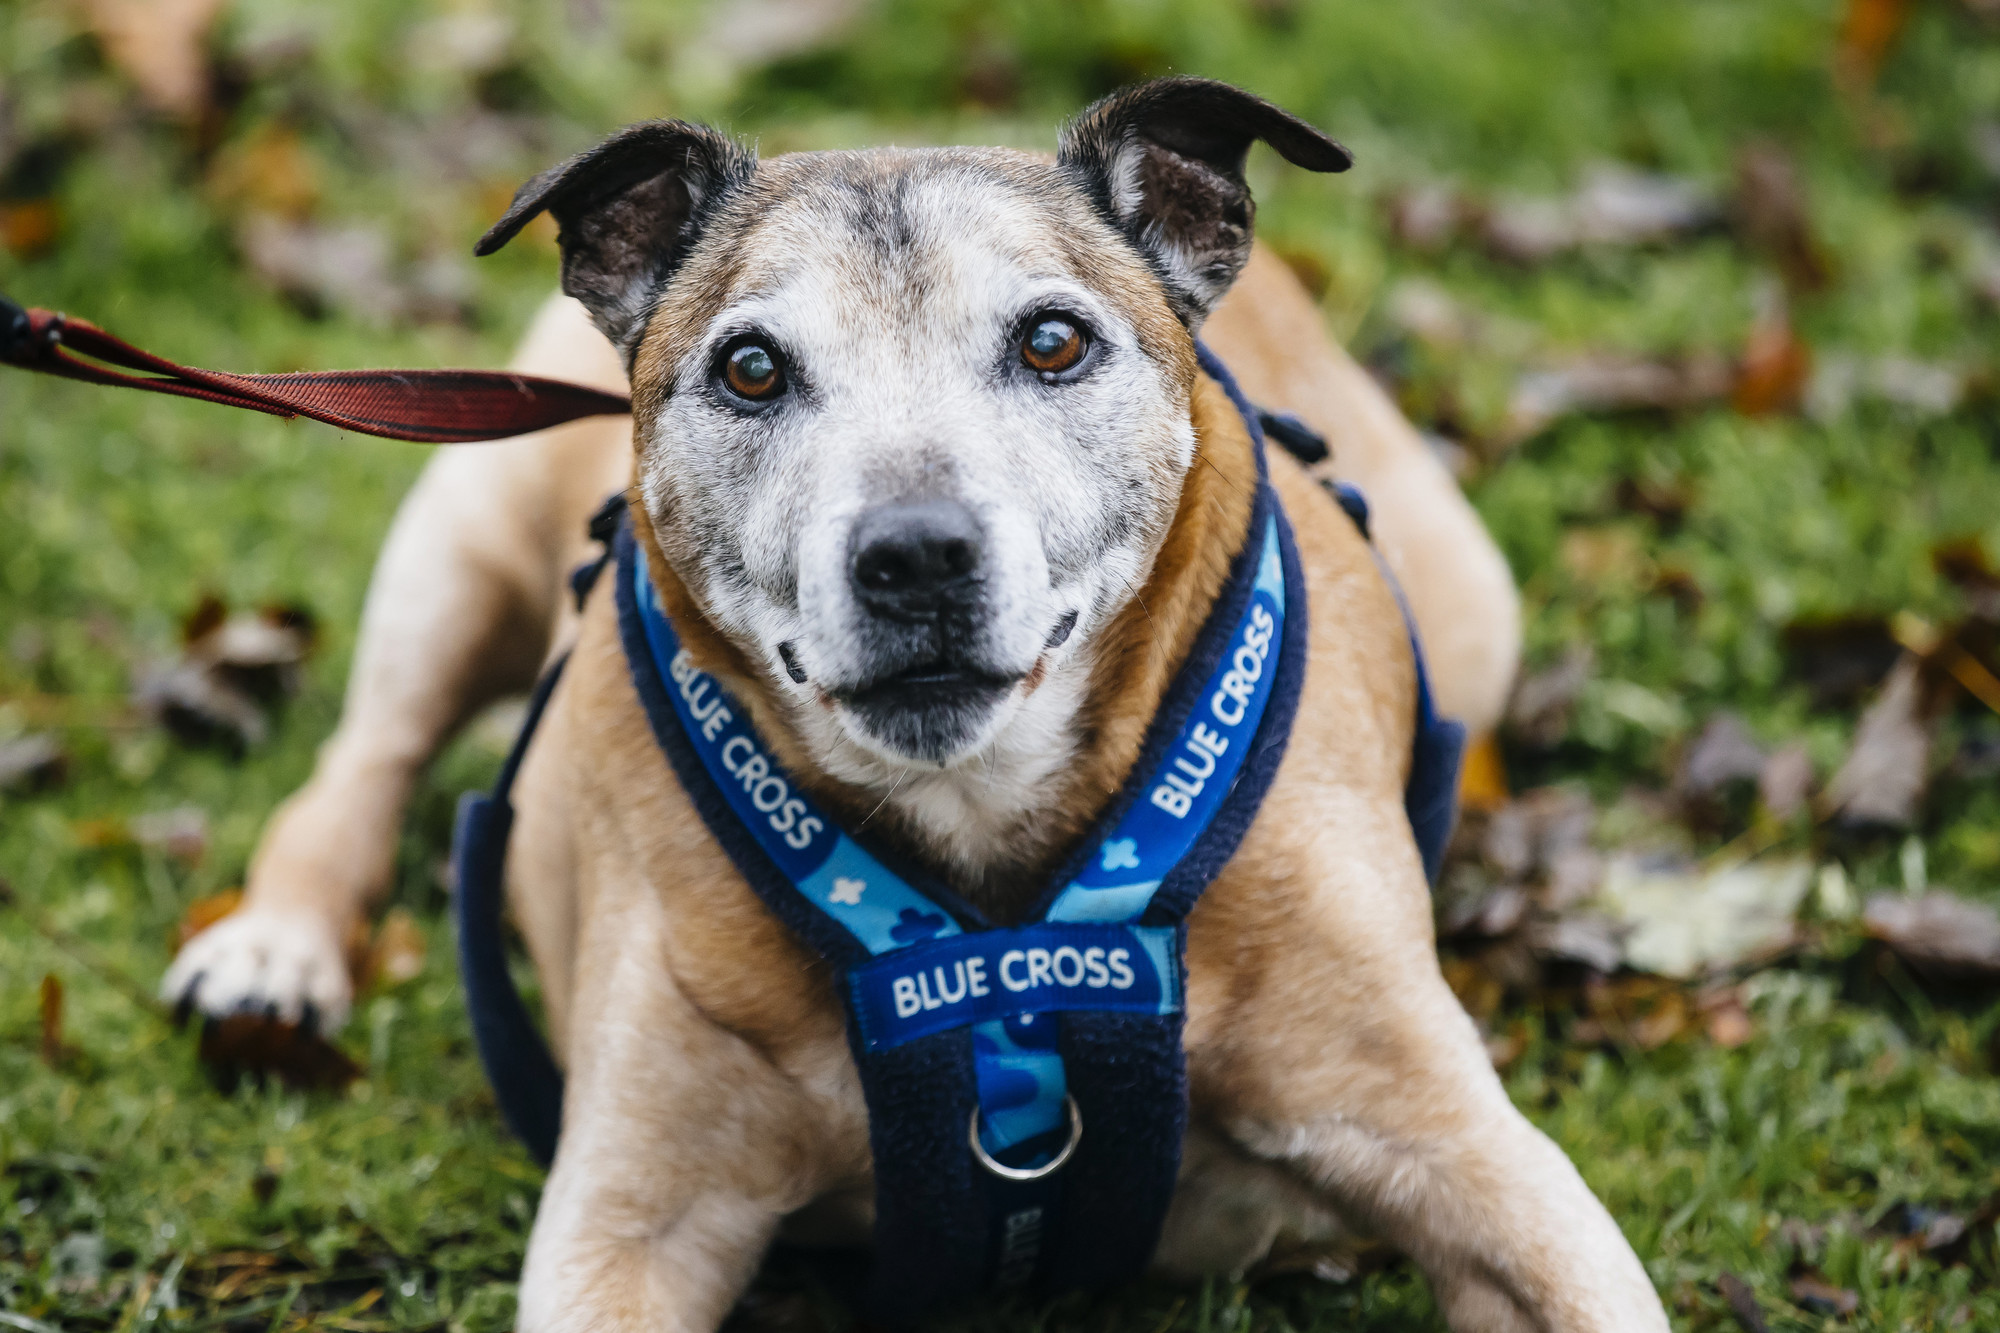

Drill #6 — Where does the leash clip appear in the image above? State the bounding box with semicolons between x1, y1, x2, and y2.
969;1095;1082;1182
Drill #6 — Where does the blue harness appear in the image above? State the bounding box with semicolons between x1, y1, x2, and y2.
451;347;1464;1320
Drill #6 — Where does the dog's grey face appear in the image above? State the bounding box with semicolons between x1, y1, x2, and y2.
637;151;1195;765
476;79;1349;774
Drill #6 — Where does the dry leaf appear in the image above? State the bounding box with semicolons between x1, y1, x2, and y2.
1717;1272;1769;1333
75;0;228;120
1703;991;1756;1048
198;1013;362;1093
1863;891;2000;982
1679;713;1768;798
1758;745;1816;820
207;125;322;220
1733;143;1831;292
1733;283;1812;416
0;732;68;794
1525;914;1626;973
1457;732;1510;814
363;907;427;989
39;972;63;1066
1784;615;1902;707
174;888;241;952
1594;855;1813;978
1504;353;1733;446
1835;0;1917;86
0;198;61;257
1482;166;1722;262
1824;654;1940;829
1787;1271;1858;1316
1507;646;1595;748
136;601;316;754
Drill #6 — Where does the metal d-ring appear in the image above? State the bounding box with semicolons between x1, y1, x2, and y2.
968;1095;1082;1181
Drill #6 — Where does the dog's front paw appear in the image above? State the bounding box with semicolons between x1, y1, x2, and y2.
161;908;354;1033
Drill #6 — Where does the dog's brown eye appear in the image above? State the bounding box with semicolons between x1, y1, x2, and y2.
1021;317;1085;375
724;343;783;399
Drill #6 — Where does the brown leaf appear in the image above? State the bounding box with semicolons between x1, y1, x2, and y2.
1758;745;1816;820
363;907;427;990
0;198;61;258
1835;0;1917;86
1699;986;1757;1048
1480;166;1722;263
0;732;68;794
75;0;228;120
1507;646;1595;748
1504;353;1734;445
1733;285;1812;416
1679;713;1768;798
1717;1272;1769;1333
1784;615;1902;707
136;600;316;754
39;972;63;1066
1457;732;1510;815
1787;1271;1858;1316
206;125;321;221
198;1013;361;1094
1733;144;1831;292
174;888;242;952
1824;655;1941;829
1863;891;2000;982
1632;989;1691;1049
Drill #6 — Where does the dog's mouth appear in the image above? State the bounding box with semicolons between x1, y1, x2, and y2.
838;658;1021;713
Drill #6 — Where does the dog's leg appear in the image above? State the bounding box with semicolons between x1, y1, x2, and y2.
162;297;629;1032
513;867;836;1333
1196;824;1667;1332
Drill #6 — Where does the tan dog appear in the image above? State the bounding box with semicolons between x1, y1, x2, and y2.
164;80;1665;1332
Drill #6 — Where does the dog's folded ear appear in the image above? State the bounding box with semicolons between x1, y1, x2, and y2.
475;121;756;353
1059;78;1350;325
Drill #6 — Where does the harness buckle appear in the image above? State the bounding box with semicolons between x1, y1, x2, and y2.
968;1094;1082;1182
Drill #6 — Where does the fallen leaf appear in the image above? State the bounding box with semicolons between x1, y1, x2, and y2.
1806;352;1966;422
1863;891;2000;981
174;888;241;952
1784;615;1902;707
1679;712;1768;798
1631;988;1691;1049
1503;353;1733;446
1382;181;1467;252
1717;1272;1769;1333
1758;744;1816;820
1733;282;1812;416
1481;165;1722;263
0;732;68;794
1824;654;1942;829
363;907;427;989
0;198;61;257
1594;855;1812;978
1703;991;1757;1047
135;600;315;754
1507;646;1595;748
1835;0;1917;86
75;0;227;119
131;807;208;864
406;11;517;76
198;1013;361;1094
39;973;63;1066
1524;914;1626;973
1786;1271;1858;1316
206;124;322;220
1733;143;1831;292
1457;732;1510;814
1562;526;1650;587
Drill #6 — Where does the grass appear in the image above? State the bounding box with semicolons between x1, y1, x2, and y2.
4;0;2000;1328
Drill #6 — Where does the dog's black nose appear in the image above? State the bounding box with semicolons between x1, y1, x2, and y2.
850;500;984;621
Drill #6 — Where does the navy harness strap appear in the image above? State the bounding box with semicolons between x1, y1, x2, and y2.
451;651;571;1164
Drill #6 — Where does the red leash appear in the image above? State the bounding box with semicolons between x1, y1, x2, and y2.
1;293;632;443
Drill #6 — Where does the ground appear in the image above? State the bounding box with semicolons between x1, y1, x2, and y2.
3;0;1999;1329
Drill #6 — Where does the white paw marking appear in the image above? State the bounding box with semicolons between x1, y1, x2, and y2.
159;908;353;1032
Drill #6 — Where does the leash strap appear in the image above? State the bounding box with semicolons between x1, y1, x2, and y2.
0;293;631;443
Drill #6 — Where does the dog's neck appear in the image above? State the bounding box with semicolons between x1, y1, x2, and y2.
634;371;1258;922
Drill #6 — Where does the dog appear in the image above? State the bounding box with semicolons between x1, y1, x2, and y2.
162;78;1666;1332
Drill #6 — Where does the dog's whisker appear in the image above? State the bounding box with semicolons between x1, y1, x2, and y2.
853;766;909;833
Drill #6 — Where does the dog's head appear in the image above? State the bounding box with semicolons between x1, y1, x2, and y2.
480;79;1347;772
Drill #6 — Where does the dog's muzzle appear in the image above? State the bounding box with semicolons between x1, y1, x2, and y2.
835;499;1019;759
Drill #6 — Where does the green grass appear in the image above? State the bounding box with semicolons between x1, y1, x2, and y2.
4;0;2000;1328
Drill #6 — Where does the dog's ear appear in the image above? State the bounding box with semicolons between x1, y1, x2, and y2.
476;121;755;352
1059;78;1350;325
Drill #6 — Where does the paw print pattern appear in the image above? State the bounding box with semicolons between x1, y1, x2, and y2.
889;907;949;945
1099;838;1141;873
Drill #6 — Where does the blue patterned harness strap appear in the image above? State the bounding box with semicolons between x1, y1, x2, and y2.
449;345;1464;1323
